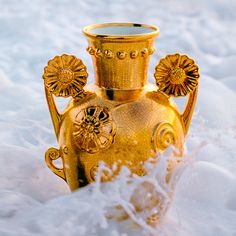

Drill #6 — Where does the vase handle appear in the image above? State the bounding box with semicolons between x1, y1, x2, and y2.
45;147;66;180
42;54;88;139
181;87;198;135
154;53;200;135
44;88;61;139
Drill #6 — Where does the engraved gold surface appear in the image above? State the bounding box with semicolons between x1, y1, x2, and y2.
73;105;116;153
151;122;176;152
83;23;159;90
45;147;65;180
43;23;200;195
43;54;88;97
154;53;199;97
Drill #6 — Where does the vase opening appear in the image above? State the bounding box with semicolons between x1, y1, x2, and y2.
83;23;159;39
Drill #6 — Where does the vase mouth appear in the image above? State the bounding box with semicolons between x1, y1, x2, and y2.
83;23;160;40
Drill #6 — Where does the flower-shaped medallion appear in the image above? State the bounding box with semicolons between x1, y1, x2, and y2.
154;54;199;97
43;54;88;97
73;106;116;154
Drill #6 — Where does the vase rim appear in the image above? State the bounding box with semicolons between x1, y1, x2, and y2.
83;23;160;40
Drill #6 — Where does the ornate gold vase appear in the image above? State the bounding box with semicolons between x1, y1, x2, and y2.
43;23;199;192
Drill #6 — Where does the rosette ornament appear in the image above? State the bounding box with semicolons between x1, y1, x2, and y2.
73;106;116;154
43;54;88;97
154;54;199;97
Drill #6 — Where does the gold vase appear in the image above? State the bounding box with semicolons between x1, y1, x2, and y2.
43;23;199;191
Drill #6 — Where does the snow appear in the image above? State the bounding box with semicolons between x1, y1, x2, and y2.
0;0;236;235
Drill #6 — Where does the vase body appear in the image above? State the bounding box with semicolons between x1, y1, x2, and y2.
59;83;185;190
43;23;199;191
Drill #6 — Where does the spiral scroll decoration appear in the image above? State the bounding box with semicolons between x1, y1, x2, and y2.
151;122;176;152
45;147;60;160
45;147;65;180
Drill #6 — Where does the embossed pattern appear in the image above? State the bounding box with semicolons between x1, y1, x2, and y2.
73;106;116;153
154;53;199;97
43;54;88;97
87;46;155;59
151;122;176;152
45;147;65;180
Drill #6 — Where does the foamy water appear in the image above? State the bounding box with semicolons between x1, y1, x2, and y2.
0;0;236;235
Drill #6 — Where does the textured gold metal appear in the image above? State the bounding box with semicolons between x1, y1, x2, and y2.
73;106;116;153
151;122;176;152
42;23;200;193
154;53;199;97
86;46;154;59
43;54;88;98
83;23;159;90
45;147;65;180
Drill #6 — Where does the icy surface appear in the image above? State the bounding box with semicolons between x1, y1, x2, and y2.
0;0;236;235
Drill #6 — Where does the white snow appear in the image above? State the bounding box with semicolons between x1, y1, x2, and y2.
0;0;236;235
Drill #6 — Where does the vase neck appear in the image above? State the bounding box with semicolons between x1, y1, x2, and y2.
83;23;159;90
